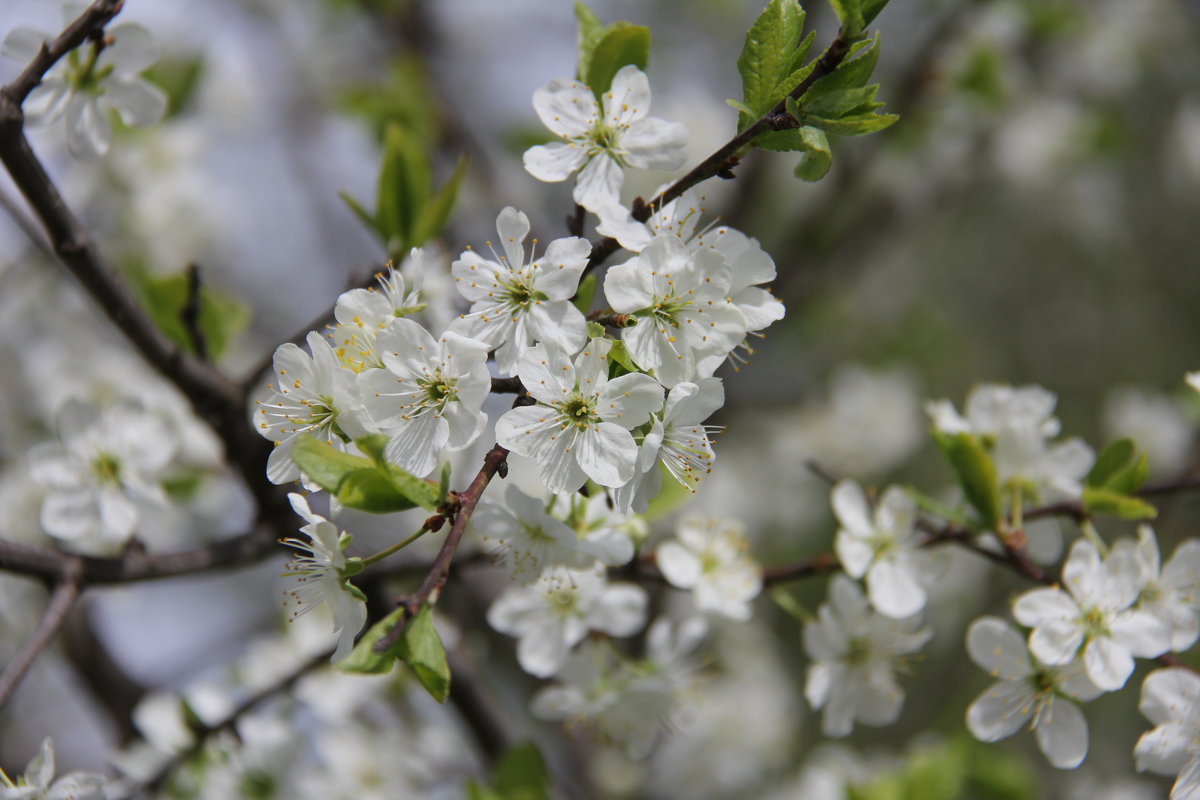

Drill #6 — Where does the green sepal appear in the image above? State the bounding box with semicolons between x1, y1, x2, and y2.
607;340;639;378
129;265;248;360
934;431;1001;528
438;462;452;506
1082;487;1158;521
339;607;406;674
342;557;365;578
585;23;650;98
573;273;599;315
586;321;607;339
1086;438;1149;494
737;0;807;129
575;2;607;83
397;603;452;702
794;126;832;180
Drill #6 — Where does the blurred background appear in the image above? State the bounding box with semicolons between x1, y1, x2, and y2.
1;0;1199;797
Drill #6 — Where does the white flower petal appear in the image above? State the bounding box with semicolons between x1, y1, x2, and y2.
657;541;701;589
524;141;589;182
1028;618;1084;666
867;559;926;618
1083;636;1134;691
832;480;873;538
966;681;1034;741
532;78;596;138
103;77;167;127
621;117;689;170
966;617;1032;679
576;423;636;488
573;153;623;213
66;95;111;158
1034;697;1089;769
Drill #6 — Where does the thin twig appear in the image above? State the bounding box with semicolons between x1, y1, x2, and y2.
375;444;509;652
181;262;208;361
0;559;83;709
5;0;123;104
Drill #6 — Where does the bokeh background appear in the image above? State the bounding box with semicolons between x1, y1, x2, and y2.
1;0;1199;797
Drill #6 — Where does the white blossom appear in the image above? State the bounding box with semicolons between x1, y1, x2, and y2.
523;65;688;224
448;207;590;375
803;575;931;737
603;233;746;387
614;378;724;514
2;20;166;158
281;493;367;662
1013;538;1170;691
964;616;1102;769
253;331;373;485
330;249;431;373
1116;526;1200;652
495;338;663;495
1135;667;1200;799
0;738;107;800
472;484;598;584
657;515;762;620
926;383;1062;438
1187;372;1200;394
992;420;1094;503
29;398;176;553
486;565;647;678
832;480;932;619
358;318;490;477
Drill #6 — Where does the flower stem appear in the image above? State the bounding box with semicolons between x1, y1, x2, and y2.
1079;519;1109;558
360;525;431;567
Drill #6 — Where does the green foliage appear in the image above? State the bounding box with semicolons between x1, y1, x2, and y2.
467;742;549;800
845;737;1037;800
142;57;205;119
736;0;808;130
1082;438;1156;519
827;0;890;40
339;604;452;703
290;434;441;513
573;273;598;315
340;55;438;145
934;431;1001;528
340;123;467;260
606;340;638;378
129;264;247;360
792;126;832;180
575;3;650;96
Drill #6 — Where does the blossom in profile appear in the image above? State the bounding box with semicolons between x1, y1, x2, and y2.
2;18;166;158
281;493;367;662
1116;525;1200;653
964;616;1102;769
523;65;688;223
330;248;430;373
0;737;107;799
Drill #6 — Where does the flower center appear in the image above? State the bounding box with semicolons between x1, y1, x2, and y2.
646;291;691;329
557;393;600;431
1079;606;1110;641
419;370;457;408
498;273;546;314
844;637;871;666
91;452;122;485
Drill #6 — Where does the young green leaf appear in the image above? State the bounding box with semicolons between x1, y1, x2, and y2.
339;607;407;674
794;126;832;181
412;156;469;255
1082;487;1158;521
801;34;879;99
129;265;248;360
438;462;452;505
585;23;650;97
738;0;806;126
804;111;898;135
493;742;550;800
936;432;1001;528
376;123;431;247
291;434;370;495
1086;438;1149;494
338;191;384;242
336;469;419;514
397;603;452;703
573;273;599;315
827;0;865;40
575;2;607;82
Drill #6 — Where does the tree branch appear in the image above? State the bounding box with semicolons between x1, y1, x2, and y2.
0;559;83;710
4;0;124;104
376;444;509;652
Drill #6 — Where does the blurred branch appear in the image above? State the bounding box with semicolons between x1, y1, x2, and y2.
0;523;282;584
0;559;82;710
62;605;147;743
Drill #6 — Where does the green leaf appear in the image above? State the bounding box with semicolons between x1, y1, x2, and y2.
803;35;880;98
412;156;468;254
575;2;607;83
725;98;758;118
804;111;898;135
585;23;650;97
860;0;890;27
493;742;549;800
142;57;205;119
353;435;442;510
793;126;832;180
1086;438;1149;494
338;190;384;242
1082;487;1158;521
937;432;1001;527
291;435;441;513
336;469;417;513
397;603;451;702
737;0;806;125
339;607;407;674
438;462;452;505
129;266;248;360
291;434;371;495
376;123;431;246
607;340;639;377
828;0;865;39
802;85;881;118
